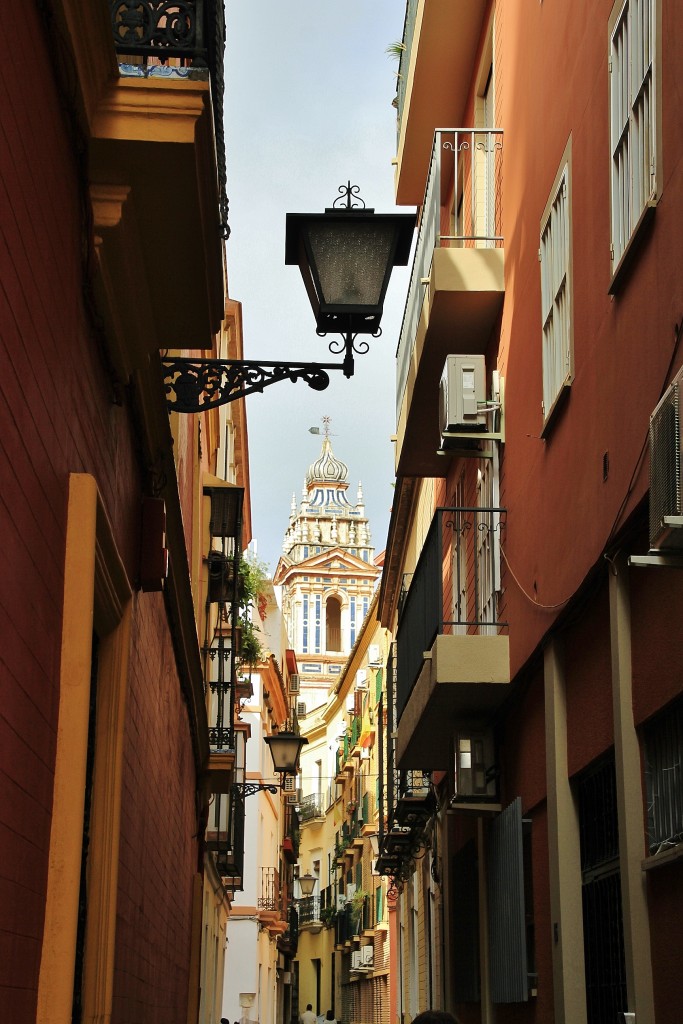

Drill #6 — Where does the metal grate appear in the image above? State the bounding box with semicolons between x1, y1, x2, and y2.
578;756;619;873
582;872;627;1024
644;696;683;854
578;754;627;1024
452;839;479;1002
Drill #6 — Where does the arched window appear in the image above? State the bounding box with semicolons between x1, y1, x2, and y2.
326;596;342;652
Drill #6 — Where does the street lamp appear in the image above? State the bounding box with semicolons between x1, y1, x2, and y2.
265;730;309;775
297;872;317;897
162;184;415;410
234;729;309;798
285;182;415;377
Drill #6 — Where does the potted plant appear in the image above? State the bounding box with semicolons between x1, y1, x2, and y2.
350;888;369;932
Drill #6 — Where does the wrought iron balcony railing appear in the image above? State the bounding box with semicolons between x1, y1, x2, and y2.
258;867;281;912
395;129;504;416
298;793;324;823
206;638;234;750
207;784;245;887
396;506;506;720
111;0;230;238
298;895;321;926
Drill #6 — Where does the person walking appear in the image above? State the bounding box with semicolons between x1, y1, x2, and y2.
300;1004;317;1024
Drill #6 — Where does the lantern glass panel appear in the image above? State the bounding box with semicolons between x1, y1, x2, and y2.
307;221;397;309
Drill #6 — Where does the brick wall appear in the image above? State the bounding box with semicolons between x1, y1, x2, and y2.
0;5;201;1021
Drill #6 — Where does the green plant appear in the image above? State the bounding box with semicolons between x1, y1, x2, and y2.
385;41;405;60
240;554;269;607
349;888;369;933
320;905;337;929
239;617;264;665
350;888;369;915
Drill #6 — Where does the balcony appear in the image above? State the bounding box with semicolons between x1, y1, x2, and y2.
394;130;505;478
299;793;324;824
207;785;245;890
335;902;362;946
298;895;322;932
258;867;282;912
395;1;489;204
75;1;227;379
396;507;510;769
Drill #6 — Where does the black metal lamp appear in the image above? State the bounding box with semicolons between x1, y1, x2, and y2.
285;183;415;377
297;872;317;897
162;184;415;409
233;729;308;798
265;730;309;774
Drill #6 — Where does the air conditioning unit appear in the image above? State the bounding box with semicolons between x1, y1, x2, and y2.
289;673;300;694
361;945;374;967
296;700;307;718
351;947;374;971
355;679;368;691
367;644;381;667
649;367;683;549
286;788;302;806
439;355;487;435
283;775;297;793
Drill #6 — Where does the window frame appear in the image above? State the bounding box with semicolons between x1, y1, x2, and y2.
608;0;662;290
643;696;683;859
539;138;574;433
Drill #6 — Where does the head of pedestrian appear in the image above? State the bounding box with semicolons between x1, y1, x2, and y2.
412;1012;459;1024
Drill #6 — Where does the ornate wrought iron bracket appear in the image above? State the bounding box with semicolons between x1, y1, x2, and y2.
162;357;349;412
236;781;280;798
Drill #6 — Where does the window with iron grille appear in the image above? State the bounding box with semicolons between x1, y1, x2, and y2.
609;0;657;269
540;149;573;426
577;754;627;1024
644;696;683;855
452;839;479;1002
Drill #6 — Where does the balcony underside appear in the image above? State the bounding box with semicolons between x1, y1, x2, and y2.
396;633;510;769
90;78;224;378
396;1;488;205
204;750;236;794
395;247;505;477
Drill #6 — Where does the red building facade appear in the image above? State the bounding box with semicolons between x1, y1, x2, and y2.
0;3;245;1022
379;2;683;1022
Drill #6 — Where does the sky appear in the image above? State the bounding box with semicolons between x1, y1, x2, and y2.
224;0;412;573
